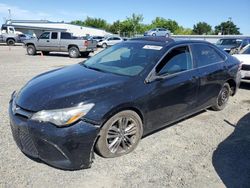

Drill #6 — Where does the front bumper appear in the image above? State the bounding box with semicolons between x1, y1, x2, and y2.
9;100;100;170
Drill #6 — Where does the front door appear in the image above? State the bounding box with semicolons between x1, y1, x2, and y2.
37;32;51;51
145;45;199;132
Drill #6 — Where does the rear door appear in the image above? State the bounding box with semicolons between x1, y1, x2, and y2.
191;43;226;109
37;32;51;51
49;32;60;51
59;32;72;52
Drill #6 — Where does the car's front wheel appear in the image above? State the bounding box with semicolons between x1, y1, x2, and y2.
102;43;107;48
26;45;36;55
211;83;230;111
95;110;143;158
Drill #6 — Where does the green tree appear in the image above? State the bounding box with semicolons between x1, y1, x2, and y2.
71;20;84;26
193;22;212;35
109;14;144;37
151;17;179;33
83;17;109;29
214;21;240;35
175;26;193;35
107;20;121;34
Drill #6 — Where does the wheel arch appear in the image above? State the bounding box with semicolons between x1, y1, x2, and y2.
101;105;145;128
226;79;237;96
7;37;16;42
68;44;79;50
26;43;36;47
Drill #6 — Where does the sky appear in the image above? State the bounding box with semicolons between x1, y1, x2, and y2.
0;0;249;34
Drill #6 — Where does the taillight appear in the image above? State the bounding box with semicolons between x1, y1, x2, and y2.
84;40;89;46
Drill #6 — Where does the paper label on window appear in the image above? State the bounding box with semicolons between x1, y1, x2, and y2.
143;45;163;50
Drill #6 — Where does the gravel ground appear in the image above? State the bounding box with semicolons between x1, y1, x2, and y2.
0;45;250;188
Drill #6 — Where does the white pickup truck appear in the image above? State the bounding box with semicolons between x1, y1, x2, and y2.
0;25;19;45
24;31;97;58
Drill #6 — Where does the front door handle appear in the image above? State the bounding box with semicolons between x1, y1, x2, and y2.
46;40;50;42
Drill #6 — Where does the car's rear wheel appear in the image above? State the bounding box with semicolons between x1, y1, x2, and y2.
95;110;143;158
68;46;80;58
7;39;15;46
211;83;230;111
26;45;36;55
102;43;107;48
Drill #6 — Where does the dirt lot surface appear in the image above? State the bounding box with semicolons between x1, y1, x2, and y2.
0;45;250;188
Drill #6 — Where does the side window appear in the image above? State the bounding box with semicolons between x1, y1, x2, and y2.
108;37;114;41
243;47;250;54
192;44;224;68
241;40;248;48
114;37;121;40
156;46;192;75
60;32;72;39
51;32;58;39
39;32;50;39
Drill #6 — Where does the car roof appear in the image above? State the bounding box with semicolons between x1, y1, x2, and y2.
129;37;210;46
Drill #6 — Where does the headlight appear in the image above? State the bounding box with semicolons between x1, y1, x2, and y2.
31;103;94;127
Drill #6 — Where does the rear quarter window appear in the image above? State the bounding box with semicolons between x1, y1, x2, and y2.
191;44;225;68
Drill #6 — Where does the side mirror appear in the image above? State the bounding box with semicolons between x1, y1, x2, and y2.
145;71;163;83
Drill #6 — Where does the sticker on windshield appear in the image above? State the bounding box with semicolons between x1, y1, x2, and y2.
143;45;163;50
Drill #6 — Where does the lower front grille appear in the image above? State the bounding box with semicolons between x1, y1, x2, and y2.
19;131;38;157
10;125;38;157
242;64;250;71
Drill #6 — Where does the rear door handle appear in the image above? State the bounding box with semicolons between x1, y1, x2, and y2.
46;40;50;42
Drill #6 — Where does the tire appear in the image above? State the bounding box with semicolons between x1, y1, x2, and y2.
152;33;156;36
211;83;230;111
7;39;15;46
41;51;49;55
26;45;36;55
68;46;80;58
102;43;107;48
81;52;90;57
95;110;143;158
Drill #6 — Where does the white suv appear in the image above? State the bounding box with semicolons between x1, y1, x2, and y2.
233;44;250;79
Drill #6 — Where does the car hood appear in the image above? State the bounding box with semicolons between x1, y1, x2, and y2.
15;64;129;111
23;38;37;44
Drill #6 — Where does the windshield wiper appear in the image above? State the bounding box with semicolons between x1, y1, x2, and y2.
82;63;107;73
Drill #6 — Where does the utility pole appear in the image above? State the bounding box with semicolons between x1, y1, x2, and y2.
228;17;232;35
8;9;11;20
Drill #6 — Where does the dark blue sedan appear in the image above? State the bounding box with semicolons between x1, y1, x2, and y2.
9;37;241;170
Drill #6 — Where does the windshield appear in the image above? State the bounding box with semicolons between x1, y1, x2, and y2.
82;42;165;76
216;39;242;46
239;44;250;54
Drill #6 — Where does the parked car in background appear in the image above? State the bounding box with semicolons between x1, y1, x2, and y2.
0;25;19;45
216;38;250;54
233;44;250;79
24;31;97;58
89;36;104;43
97;36;123;48
144;28;170;37
9;37;241;170
17;34;34;43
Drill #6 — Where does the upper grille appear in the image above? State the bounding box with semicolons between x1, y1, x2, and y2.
241;64;250;71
